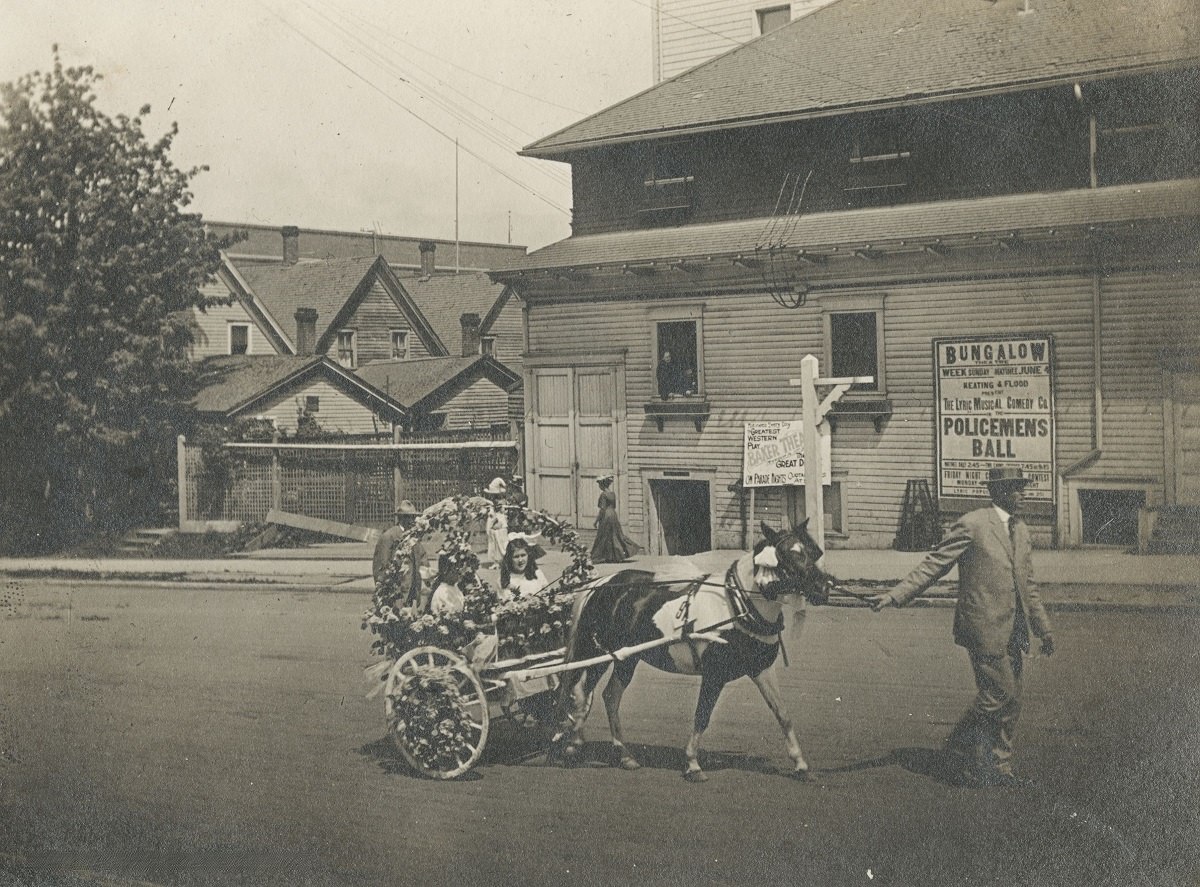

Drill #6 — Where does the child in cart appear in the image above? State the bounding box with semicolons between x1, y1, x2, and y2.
499;534;549;601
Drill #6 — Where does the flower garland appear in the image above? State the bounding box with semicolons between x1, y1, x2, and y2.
389;667;479;771
362;495;594;663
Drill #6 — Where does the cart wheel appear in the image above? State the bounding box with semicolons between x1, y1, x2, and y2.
385;646;490;779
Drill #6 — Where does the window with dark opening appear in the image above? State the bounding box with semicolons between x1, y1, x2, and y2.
846;112;911;207
304;395;320;414
336;330;356;368
656;320;699;399
829;312;878;391
1079;489;1145;547
640;141;693;228
390;330;408;360
480;336;496;356
757;5;791;35
230;324;249;355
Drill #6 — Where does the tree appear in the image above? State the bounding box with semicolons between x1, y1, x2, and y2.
0;51;229;551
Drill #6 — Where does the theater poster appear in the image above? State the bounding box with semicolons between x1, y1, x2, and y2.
933;334;1055;514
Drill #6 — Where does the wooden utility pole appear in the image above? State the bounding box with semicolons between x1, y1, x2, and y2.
789;354;873;554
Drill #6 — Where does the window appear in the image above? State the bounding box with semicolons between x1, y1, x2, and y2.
756;5;791;35
1078;488;1145;547
786;480;846;536
229;324;249;355
640;140;693;228
845;112;911;207
480;336;496;357
305;395;320;414
390;330;408;360
824;299;885;395
1094;72;1200;187
655;320;699;399
336;330;356;368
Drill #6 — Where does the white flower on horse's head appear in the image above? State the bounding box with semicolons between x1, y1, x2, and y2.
753;546;779;568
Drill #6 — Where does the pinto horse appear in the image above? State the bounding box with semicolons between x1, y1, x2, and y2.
552;521;836;782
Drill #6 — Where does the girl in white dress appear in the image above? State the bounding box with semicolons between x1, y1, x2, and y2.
499;536;549;601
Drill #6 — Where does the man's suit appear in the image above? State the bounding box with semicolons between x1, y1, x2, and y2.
890;506;1052;776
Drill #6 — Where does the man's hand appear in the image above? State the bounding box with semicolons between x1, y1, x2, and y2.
869;593;895;613
1040;634;1055;656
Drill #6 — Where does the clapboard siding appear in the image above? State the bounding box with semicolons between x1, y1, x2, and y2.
486;297;525;376
253;380;388;435
656;0;837;82
526;269;1136;549
1091;270;1200;479
339;281;432;365
191;290;276;358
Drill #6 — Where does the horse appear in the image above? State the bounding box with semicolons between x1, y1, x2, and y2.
551;520;837;782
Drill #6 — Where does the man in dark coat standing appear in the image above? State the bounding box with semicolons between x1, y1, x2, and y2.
372;500;427;609
870;467;1055;786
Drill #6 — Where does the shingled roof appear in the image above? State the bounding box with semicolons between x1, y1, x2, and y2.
524;0;1199;156
355;356;520;411
193;355;407;420
399;273;513;351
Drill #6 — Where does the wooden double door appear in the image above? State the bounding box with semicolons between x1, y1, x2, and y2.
527;365;622;530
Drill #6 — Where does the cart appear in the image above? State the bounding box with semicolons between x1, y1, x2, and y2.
380;633;571;779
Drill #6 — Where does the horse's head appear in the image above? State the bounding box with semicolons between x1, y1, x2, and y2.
753;520;835;605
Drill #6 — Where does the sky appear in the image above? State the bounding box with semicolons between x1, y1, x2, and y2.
2;0;654;251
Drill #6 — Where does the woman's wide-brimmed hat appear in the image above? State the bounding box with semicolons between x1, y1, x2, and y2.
985;466;1032;488
482;477;508;497
596;474;614;486
394;499;419;516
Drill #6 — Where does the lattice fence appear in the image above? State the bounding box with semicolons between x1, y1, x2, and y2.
178;436;518;528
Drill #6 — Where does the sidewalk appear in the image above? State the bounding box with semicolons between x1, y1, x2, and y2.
1;543;1196;609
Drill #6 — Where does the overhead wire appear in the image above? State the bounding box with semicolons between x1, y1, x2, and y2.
291;0;572;191
255;0;571;216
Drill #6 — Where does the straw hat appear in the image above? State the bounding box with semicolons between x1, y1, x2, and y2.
482;477;508;497
596;474;614;486
394;499;419;516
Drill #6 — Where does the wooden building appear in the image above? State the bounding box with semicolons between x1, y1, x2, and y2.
493;0;1200;554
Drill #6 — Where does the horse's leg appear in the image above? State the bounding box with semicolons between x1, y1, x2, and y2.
602;659;640;770
555;664;607;763
750;663;810;778
684;672;727;783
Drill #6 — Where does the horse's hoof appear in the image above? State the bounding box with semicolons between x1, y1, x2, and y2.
683;768;708;783
791;767;812;782
618;755;641;771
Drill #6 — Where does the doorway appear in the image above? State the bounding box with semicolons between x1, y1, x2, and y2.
649;479;711;555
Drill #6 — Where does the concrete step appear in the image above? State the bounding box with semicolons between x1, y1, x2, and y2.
116;528;178;556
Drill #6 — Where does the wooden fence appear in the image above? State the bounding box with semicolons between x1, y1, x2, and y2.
177;434;518;531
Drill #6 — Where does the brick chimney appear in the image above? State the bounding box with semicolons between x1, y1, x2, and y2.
295;308;318;356
460;312;482;357
281;226;300;265
418;240;436;278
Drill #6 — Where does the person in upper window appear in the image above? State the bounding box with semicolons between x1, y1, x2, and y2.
656;349;683;400
499;535;549;601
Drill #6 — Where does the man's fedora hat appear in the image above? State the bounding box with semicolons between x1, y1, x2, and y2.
482;477;507;497
394;499;419;516
986;466;1032;487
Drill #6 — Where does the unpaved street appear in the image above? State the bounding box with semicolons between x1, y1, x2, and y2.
1;579;1197;886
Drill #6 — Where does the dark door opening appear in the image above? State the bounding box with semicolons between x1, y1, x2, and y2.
650;479;711;556
1079;488;1145;547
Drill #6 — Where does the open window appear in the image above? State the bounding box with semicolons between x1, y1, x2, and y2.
655;319;700;399
821;296;891;430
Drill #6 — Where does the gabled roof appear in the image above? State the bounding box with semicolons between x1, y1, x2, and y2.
525;0;1200;156
193;355;406;421
355;355;521;412
397;272;515;347
224;254;447;355
492;178;1200;273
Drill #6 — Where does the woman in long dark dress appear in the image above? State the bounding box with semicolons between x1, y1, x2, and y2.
591;475;642;563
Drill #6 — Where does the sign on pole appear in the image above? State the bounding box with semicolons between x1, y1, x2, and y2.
742;420;831;488
933;334;1055;513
